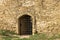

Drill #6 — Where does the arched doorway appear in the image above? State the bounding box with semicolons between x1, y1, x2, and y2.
18;15;32;35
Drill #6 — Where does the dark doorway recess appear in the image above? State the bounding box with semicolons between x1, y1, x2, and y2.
18;15;32;35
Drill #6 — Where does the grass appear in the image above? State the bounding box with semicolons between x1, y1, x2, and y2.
0;30;60;40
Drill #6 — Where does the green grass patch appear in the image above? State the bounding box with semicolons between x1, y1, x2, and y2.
0;30;60;40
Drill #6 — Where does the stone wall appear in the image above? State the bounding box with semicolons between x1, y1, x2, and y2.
36;0;60;35
0;0;60;35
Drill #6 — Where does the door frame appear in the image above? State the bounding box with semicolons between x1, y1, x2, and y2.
16;14;35;35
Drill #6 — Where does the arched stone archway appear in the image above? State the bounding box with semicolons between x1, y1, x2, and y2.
18;15;32;35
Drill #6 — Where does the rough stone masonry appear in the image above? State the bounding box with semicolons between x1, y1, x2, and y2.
0;0;60;35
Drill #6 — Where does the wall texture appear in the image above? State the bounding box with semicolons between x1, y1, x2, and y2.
0;0;60;35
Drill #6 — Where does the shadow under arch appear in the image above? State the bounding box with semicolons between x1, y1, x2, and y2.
18;14;32;35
